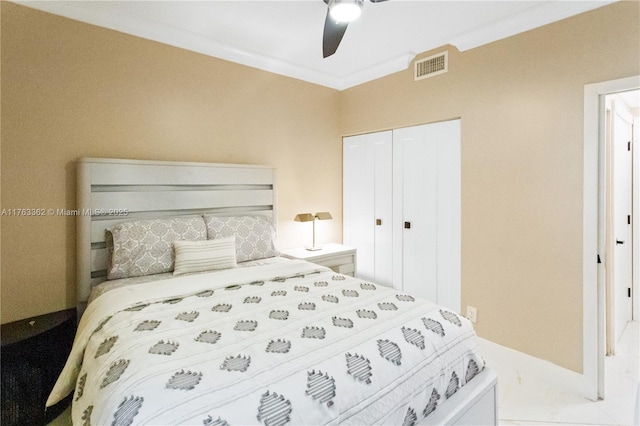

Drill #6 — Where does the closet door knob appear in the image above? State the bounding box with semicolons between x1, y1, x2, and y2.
404;221;411;229
376;219;382;226
616;240;625;245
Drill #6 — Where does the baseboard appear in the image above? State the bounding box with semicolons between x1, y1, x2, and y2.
477;337;584;397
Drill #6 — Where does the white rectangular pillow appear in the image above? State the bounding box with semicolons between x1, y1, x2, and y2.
173;236;237;276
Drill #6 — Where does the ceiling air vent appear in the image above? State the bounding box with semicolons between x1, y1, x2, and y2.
414;51;448;81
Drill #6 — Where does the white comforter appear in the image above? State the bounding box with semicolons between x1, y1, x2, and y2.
48;259;484;425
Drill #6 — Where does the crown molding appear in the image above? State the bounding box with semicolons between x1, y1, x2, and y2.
16;1;350;89
450;0;616;52
14;0;616;91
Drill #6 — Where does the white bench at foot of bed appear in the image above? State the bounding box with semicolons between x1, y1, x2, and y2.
421;367;498;426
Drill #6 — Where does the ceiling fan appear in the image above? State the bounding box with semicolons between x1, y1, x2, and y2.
322;0;389;58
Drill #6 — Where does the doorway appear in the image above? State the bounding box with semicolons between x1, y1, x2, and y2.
604;91;638;356
583;76;640;402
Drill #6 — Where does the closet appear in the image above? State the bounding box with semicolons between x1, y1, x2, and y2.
343;130;393;286
343;119;461;313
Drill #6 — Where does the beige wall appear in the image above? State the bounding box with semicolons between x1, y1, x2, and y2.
339;1;640;373
1;1;639;374
0;2;342;323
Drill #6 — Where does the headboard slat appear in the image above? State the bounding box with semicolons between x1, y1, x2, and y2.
90;189;274;212
92;184;272;192
91;248;110;272
89;161;273;185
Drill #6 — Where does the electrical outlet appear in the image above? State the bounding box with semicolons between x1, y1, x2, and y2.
466;306;477;323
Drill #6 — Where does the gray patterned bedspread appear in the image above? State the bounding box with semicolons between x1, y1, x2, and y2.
48;259;484;425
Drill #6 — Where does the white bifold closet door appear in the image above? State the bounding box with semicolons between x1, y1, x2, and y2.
343;131;393;286
393;120;461;313
343;119;461;313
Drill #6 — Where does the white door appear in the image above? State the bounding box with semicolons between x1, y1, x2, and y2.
343;131;393;285
393;124;438;300
633;116;639;322
392;120;461;312
372;134;394;286
612;101;634;345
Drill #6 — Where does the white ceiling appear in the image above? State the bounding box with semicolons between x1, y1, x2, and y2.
16;0;615;90
615;90;640;109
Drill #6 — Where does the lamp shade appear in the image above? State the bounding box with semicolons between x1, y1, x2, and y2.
294;212;332;221
294;213;315;222
315;212;332;220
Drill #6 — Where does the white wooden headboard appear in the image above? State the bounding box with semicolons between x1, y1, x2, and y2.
76;157;277;312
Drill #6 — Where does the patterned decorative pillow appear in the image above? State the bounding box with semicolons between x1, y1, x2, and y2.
173;236;237;276
106;215;207;279
203;215;279;263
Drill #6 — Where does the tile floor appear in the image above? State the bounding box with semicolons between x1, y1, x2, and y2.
488;321;639;426
49;322;639;425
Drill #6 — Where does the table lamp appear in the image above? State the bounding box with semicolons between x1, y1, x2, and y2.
294;212;332;251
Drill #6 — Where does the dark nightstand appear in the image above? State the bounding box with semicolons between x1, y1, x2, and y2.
1;308;76;426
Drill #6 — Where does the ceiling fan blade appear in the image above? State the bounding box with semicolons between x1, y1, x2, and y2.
369;0;389;2
322;9;349;58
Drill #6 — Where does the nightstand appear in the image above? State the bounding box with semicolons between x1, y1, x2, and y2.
281;243;357;276
1;308;76;426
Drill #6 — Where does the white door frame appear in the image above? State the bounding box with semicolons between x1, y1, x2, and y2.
583;75;640;401
634;116;640;323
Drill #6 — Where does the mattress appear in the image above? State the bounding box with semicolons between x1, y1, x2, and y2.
48;259;485;425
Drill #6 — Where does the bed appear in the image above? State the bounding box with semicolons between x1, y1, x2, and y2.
47;157;497;425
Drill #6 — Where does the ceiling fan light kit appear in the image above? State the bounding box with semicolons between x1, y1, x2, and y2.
329;0;363;22
322;0;388;58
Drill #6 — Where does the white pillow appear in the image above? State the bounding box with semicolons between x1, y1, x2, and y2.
173;236;237;276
